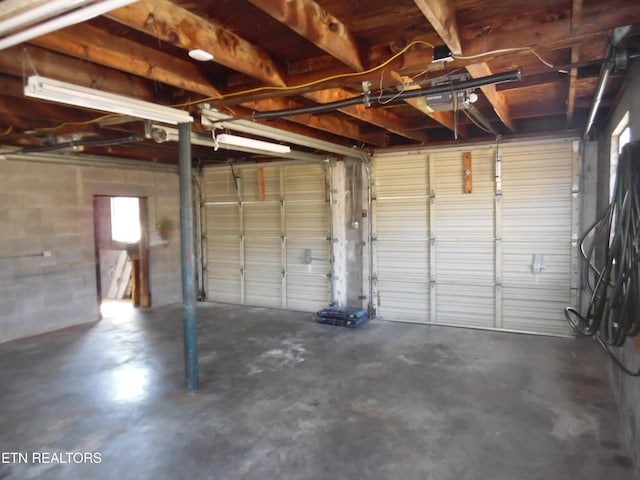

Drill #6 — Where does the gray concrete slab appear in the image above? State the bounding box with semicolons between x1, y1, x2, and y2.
0;302;635;480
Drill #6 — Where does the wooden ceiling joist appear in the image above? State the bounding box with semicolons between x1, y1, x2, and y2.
246;0;364;71
413;0;515;132
0;46;155;100
567;0;583;126
462;1;640;56
107;0;287;87
32;23;222;99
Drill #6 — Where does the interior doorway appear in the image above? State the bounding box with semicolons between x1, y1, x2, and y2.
93;196;150;316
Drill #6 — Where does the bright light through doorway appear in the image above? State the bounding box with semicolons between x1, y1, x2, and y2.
111;197;140;243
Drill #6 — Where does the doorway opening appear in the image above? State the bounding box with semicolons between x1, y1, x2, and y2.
93;196;150;317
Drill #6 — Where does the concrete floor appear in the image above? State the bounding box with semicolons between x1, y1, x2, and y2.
0;301;635;480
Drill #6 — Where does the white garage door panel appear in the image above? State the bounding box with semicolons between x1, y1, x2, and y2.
286;239;329;273
436;284;495;328
284;164;326;199
434;149;495;327
283;164;331;311
202;167;237;202
286;275;329;311
373;154;429;197
203;163;330;312
503;286;573;333
436;243;494;285
373;140;577;335
377;279;430;323
285;202;328;234
242;167;280;201
501;142;574;334
203;166;242;304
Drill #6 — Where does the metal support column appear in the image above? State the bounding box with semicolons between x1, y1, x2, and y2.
179;122;199;393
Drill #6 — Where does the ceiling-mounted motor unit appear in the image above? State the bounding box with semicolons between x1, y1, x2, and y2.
415;90;478;113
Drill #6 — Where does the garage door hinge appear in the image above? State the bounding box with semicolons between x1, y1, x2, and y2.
282;270;287;278
429;190;436;204
572;185;580;196
571;233;578;246
358;295;367;300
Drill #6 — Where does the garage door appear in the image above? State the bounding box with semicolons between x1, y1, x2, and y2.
372;140;579;335
202;162;331;312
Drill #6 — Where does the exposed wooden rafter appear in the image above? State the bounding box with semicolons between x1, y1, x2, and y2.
107;0;287;87
246;0;364;71
462;1;640;56
31;23;222;99
413;0;515;132
0;46;155;99
412;0;462;55
567;0;583;126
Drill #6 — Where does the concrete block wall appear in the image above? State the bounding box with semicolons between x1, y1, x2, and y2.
598;60;640;472
0;157;182;343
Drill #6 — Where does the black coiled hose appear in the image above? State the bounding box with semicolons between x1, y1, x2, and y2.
565;140;640;376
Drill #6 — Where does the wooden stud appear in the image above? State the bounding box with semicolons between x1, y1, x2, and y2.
258;167;266;201
463;151;472;194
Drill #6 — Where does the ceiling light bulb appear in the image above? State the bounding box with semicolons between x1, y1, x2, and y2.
188;49;214;62
469;92;479;103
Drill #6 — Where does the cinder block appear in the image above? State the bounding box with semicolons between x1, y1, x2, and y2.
155;183;179;196
0;192;27;207
5;175;41;193
154;171;179;185
25;223;55;236
29;191;54;208
8;208;41;224
83;181;153;198
0;223;26;239
125;170;156;185
81;167;126;184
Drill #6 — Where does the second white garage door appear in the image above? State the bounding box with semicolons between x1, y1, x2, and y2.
371;140;579;336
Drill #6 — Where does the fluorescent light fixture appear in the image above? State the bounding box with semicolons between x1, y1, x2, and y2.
216;133;290;154
25;75;193;125
0;0;92;36
201;107;367;160
151;126;321;160
0;0;139;51
188;49;214;62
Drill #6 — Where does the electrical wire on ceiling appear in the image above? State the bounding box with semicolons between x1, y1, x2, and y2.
16;39;554;135
564;141;640;376
453;47;554;68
